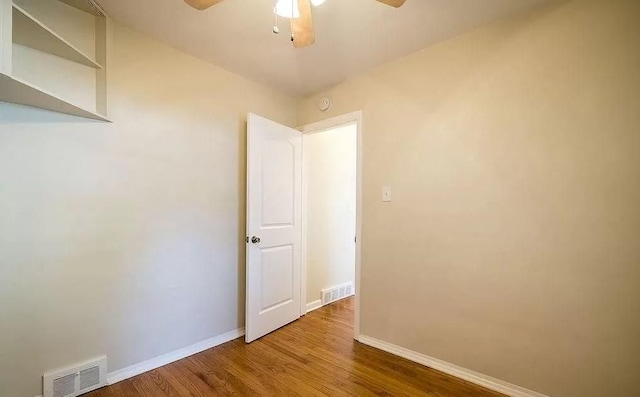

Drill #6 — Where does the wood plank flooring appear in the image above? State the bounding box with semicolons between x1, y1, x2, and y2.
88;298;504;396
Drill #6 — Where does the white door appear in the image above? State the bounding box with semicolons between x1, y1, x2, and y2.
246;113;302;343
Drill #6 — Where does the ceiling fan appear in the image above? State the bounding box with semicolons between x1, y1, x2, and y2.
183;0;406;48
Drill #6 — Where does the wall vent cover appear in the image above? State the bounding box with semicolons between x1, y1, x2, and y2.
44;356;107;397
52;374;76;397
321;282;354;306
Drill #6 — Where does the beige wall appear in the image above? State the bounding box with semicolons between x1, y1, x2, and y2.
2;1;639;396
0;23;295;397
303;124;357;305
298;0;640;396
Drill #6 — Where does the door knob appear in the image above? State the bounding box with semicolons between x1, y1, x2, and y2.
251;236;261;244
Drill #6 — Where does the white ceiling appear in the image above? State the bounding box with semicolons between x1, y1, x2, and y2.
98;0;549;97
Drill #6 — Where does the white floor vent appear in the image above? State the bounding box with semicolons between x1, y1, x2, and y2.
321;282;354;305
44;356;107;397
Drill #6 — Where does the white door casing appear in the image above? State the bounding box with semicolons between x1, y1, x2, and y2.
246;113;302;343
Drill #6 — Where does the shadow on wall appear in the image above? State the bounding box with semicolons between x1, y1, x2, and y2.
237;118;248;328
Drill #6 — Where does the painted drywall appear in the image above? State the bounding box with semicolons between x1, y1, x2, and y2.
303;124;357;305
297;0;640;396
0;22;295;397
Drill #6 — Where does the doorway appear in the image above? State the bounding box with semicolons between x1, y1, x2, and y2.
300;112;363;339
245;112;362;343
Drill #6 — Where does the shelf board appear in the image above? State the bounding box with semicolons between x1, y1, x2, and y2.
58;0;104;16
0;72;111;121
12;4;102;69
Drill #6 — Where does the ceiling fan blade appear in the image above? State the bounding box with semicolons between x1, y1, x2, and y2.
375;0;406;7
183;0;225;10
290;0;315;48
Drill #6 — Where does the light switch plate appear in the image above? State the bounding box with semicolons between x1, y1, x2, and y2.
382;186;392;202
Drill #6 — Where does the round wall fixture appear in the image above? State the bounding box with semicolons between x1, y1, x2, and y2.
318;97;332;112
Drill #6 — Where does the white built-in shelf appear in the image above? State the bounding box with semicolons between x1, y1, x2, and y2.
0;0;110;121
12;3;102;69
0;72;110;121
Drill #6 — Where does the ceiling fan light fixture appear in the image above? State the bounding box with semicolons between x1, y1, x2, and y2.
310;0;326;6
274;0;300;18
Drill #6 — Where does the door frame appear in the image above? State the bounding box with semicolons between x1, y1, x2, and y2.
298;111;363;340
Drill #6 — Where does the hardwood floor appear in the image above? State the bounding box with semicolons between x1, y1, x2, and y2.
88;298;504;396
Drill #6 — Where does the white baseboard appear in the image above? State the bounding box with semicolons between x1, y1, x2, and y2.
357;335;547;397
107;327;245;385
306;299;322;313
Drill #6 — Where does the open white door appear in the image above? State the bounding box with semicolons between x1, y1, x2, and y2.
246;113;302;343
